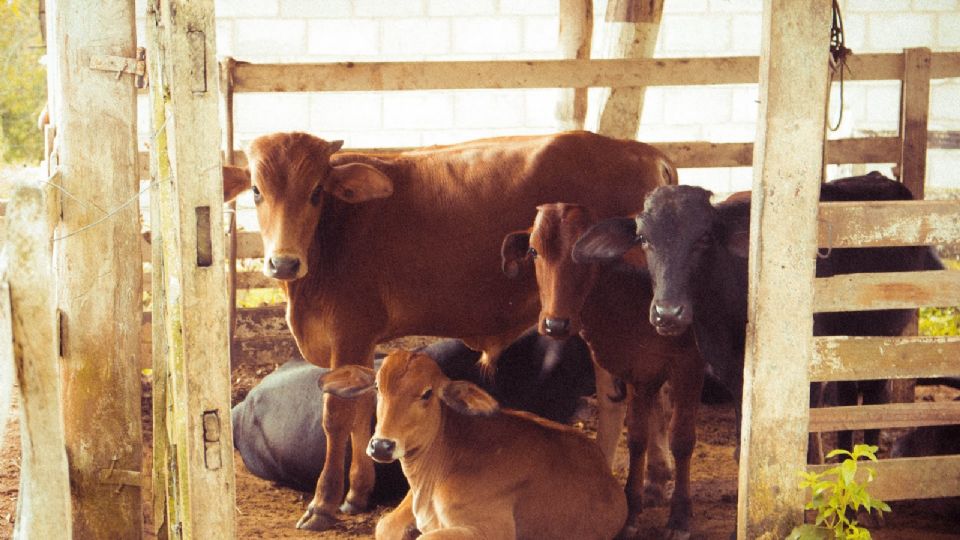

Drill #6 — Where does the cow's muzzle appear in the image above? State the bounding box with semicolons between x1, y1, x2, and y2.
650;302;690;336
265;255;302;280
543;317;571;339
367;438;398;463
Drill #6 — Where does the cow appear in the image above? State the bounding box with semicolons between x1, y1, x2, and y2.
221;130;674;529
572;172;944;462
891;399;960;458
231;328;596;493
319;349;628;540
501;203;704;539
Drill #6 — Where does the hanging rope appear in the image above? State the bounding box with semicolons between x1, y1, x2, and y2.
828;0;852;132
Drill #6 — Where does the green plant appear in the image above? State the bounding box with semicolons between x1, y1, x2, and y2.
788;444;891;540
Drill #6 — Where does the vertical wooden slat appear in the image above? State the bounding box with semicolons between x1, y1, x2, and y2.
49;0;144;536
557;0;592;130
220;57;239;368
3;186;72;540
147;0;237;537
596;0;665;139
899;47;931;200
737;1;832;538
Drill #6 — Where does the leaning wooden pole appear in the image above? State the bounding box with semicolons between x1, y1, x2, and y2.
47;0;145;536
3;185;72;540
146;0;238;537
557;0;592;130
737;1;832;538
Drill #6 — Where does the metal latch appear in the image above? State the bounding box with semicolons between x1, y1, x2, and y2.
89;47;148;88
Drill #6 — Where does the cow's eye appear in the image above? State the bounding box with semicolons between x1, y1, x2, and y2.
527;247;538;258
252;185;262;204
310;185;323;206
420;388;433;401
636;233;648;247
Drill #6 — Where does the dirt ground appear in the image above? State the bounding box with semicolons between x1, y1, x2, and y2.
2;362;958;540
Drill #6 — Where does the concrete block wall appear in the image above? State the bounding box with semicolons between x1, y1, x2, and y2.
136;0;960;194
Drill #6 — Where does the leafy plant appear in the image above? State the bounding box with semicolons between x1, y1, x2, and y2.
788;444;891;540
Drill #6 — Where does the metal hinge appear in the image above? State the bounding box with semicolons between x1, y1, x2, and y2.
89;47;148;88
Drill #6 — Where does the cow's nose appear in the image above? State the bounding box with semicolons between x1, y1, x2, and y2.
544;317;570;338
267;255;301;280
367;438;397;463
652;303;684;324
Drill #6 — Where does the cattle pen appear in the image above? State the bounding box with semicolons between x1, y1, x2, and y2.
1;0;959;539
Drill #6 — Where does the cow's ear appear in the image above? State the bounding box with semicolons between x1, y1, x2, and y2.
724;230;750;259
501;231;532;279
223;166;251;202
439;380;500;417
327;163;394;203
318;365;376;399
572;217;638;264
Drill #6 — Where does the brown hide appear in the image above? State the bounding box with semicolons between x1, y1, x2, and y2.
505;203;705;537
323;351;627;540
225;131;674;529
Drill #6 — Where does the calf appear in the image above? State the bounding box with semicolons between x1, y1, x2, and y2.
221;131;674;529
502;203;704;538
573;173;943;459
320;350;628;540
232;330;596;493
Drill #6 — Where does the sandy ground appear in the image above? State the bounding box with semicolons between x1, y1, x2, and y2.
1;363;958;540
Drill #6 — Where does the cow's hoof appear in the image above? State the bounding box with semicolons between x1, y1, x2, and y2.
616;516;641;539
295;506;337;531
643;480;673;507
662;527;691;540
339;500;366;514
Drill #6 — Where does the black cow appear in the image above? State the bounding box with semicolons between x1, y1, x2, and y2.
232;327;595;493
573;172;944;458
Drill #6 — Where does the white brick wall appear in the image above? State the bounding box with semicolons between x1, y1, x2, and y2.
135;0;960;194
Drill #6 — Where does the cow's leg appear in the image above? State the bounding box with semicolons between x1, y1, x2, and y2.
835;380;858;453
664;361;704;539
643;382;675;507
860;379;887;448
808;382;825;464
592;359;627;469
342;388;377;513
621;381;658;538
375;492;420;540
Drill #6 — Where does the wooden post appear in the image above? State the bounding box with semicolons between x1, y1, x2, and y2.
596;0;664;139
738;1;832;538
47;0;145;537
3;185;72;540
220;57;240;368
899;47;931;200
146;0;238;537
557;0;592;130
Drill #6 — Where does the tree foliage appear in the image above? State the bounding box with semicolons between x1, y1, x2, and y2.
0;0;46;164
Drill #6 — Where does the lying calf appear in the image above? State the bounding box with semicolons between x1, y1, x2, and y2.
321;350;627;540
232;329;595;495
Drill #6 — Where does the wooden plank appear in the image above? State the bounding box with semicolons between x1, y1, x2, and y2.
737;2;831;538
808;401;960;432
221;56;240;368
899;48;932;199
811;336;960;381
818;200;960;248
2;187;72;540
595;0;664;139
149;0;237;537
144;269;278;291
48;0;144;535
556;0;592;131
230;52;960;94
813;270;960;312
807;455;960;501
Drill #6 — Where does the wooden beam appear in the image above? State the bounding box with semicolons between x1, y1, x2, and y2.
737;2;831;538
221;56;240;369
807;455;960;501
818;200;960;248
229;52;960;94
899;48;932;199
595;0;664;139
808;401;960;432
148;0;237;537
811;336;960;381
557;0;592;130
813;270;960;312
48;0;144;535
3;186;72;539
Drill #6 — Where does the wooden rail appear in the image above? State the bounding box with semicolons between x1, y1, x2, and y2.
808;401;960;432
818;200;960;248
807;455;960;501
811;336;960;381
813;270;960;312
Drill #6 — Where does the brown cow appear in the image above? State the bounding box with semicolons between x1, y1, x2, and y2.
221;131;675;530
501;203;704;539
319;350;628;540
